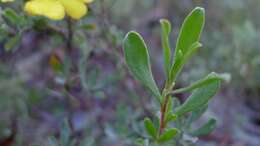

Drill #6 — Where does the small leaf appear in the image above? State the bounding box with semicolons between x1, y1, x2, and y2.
182;42;202;64
157;128;179;143
135;138;145;146
191;118;217;136
175;75;221;116
165;113;178;123
172;72;230;94
160;19;172;77
123;31;161;101
170;42;202;83
144;118;157;139
136;138;149;146
170;7;205;82
165;98;178;123
32;17;48;31
4;34;21;52
0;25;8;42
2;8;26;28
169;49;184;82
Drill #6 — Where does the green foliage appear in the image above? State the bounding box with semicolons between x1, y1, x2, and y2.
186;0;260;100
170;7;205;83
160;19;172;78
2;8;27;29
123;32;161;101
157;128;179;143
174;72;230;117
0;1;243;145
144;118;157;139
123;7;228;146
47;119;94;146
191;118;217;137
0;8;26;51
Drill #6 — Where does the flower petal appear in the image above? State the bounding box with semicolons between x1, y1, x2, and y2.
1;0;14;3
59;0;87;20
24;0;65;20
79;0;94;4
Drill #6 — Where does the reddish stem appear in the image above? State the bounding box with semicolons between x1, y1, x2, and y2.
159;96;170;134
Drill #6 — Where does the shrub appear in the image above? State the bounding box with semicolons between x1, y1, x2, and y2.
123;7;229;146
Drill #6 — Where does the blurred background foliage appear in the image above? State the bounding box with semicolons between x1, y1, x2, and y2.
0;0;260;146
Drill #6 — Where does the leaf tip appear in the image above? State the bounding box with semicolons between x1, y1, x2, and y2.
194;7;205;15
160;19;170;24
125;30;140;39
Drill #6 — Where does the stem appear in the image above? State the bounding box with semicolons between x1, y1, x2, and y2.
66;18;73;54
159;83;174;135
170;88;188;95
159;95;170;134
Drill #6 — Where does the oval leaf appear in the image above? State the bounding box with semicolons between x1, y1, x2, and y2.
170;7;205;82
144;118;157;139
123;31;161;101
160;19;172;77
175;78;220;116
172;72;230;94
191;118;217;136
157;128;179;143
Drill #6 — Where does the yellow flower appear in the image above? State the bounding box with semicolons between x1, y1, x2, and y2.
24;0;93;20
1;0;14;2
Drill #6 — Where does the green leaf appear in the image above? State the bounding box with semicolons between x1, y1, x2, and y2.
170;7;205;82
32;17;48;31
4;34;21;52
2;8;26;28
170;42;202;82
188;104;208;124
2;8;19;26
171;72;230;94
136;138;149;146
165;98;178;123
144;118;157;139
160;19;172;78
165;113;177;123
123;31;161;101
181;42;202;64
175;75;221;116
157;128;179;143
191;118;217;136
0;25;8;42
135;138;144;146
